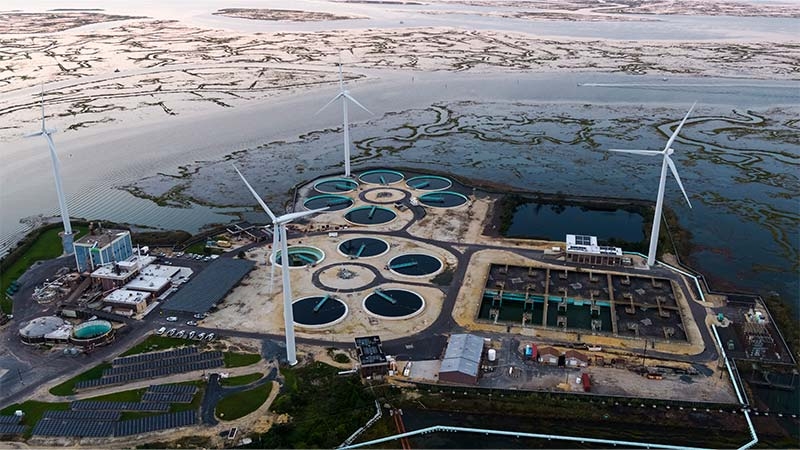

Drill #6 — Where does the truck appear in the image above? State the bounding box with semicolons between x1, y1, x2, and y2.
581;373;591;392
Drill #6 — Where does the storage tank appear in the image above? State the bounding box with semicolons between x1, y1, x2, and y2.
487;348;497;362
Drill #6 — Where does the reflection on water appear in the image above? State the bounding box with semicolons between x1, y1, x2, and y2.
506;203;645;243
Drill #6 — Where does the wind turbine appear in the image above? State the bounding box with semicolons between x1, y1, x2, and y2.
608;103;696;267
26;86;74;255
315;62;372;178
233;166;328;365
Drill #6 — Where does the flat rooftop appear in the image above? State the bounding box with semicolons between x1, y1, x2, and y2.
104;289;149;305
162;258;255;314
125;275;171;293
74;229;129;248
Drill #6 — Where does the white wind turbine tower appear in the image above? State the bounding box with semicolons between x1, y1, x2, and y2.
608;103;696;267
316;62;372;178
234;166;328;365
26;87;74;255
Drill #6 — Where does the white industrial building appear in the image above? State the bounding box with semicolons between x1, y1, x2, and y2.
565;234;623;266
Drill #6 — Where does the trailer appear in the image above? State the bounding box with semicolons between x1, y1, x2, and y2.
581;373;591;392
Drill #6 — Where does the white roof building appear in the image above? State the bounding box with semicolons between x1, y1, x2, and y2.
565;234;624;266
103;289;150;306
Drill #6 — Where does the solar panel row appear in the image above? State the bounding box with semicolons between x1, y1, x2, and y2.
70;401;170;412
147;383;198;395
141;392;194;403
112;346;198;367
0;415;21;424
0;424;26;435
104;351;223;377
76;357;223;389
115;410;198;437
42;410;121;421
32;419;115;437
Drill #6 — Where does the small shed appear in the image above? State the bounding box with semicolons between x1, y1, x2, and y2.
538;346;560;365
565;350;589;367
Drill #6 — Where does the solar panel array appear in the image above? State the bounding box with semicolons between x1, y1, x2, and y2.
0;424;26;435
42;410;121;421
76;351;223;389
115;410;197;437
147;383;198;395
142;392;194;403
71;401;169;412
164;257;255;313
32;419;115;437
575;235;592;246
112;347;198;367
0;415;21;424
105;352;218;376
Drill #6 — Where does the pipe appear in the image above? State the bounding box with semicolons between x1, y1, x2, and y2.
374;289;396;304
313;295;331;313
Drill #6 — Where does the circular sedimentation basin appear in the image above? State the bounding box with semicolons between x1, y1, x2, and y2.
293;296;348;328
73;320;112;339
344;205;397;226
388;253;443;277
275;246;325;267
338;237;390;258
304;194;354;211
358;169;404;185
418;191;468;208
314;178;359;194
362;288;425;320
406;175;452;191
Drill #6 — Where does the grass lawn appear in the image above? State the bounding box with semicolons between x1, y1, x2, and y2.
183;241;207;255
223;352;261;368
48;362;111;396
120;335;201;357
221;372;263;387
215;382;272;421
1;224;88;314
0;400;70;438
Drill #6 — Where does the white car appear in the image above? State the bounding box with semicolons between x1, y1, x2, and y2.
186;320;198;326
166;316;178;322
205;332;215;341
166;328;177;337
155;327;166;335
176;330;186;338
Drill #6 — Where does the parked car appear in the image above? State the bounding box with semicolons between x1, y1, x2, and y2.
193;313;207;319
176;330;186;338
166;328;177;337
188;331;196;339
205;332;215;341
186;320;198;326
155;326;166;335
166;316;178;322
196;332;206;340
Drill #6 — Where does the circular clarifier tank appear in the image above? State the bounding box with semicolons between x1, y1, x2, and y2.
406;175;452;191
293;295;348;328
358;169;404;185
274;246;325;267
73;320;112;339
363;289;425;320
304;194;353;211
388;253;443;277
418;191;468;208
344;206;397;226
338;237;390;258
314;178;359;194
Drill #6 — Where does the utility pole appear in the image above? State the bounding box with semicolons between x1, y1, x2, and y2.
641;340;647;367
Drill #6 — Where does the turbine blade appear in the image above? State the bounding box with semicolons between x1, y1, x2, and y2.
232;165;277;221
315;92;343;116
607;148;661;156
343;92;372;115
278;207;329;223
667;156;692;209
24;131;43;138
663;102;696;153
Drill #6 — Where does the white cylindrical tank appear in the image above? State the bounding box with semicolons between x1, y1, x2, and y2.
487;348;497;362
